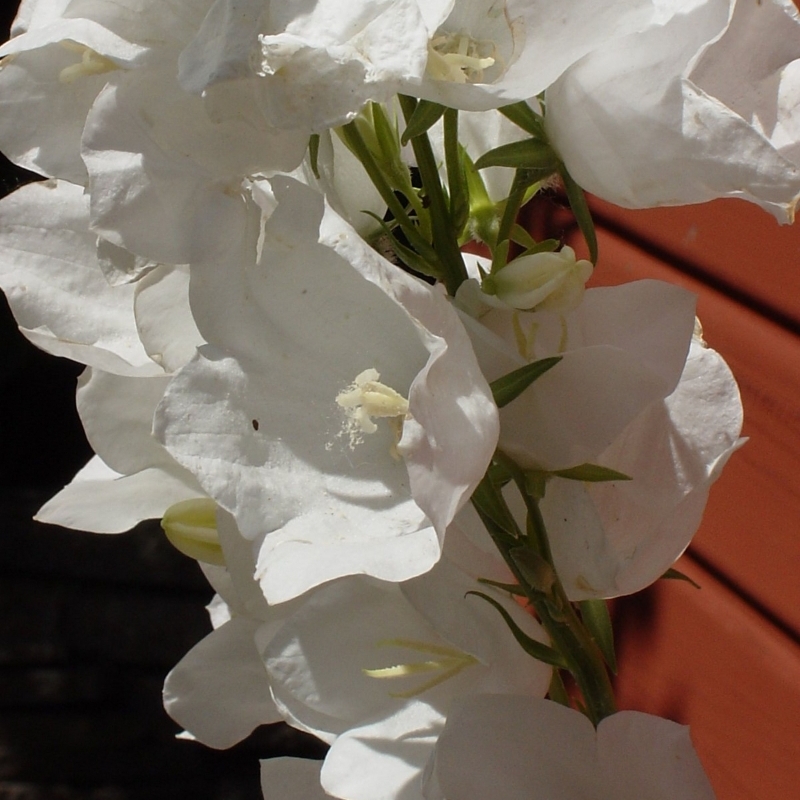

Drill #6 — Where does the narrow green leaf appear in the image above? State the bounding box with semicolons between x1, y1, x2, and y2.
490;356;562;408
662;567;702;589
444;109;469;236
363;212;442;279
498;102;546;137
520;238;560;257
579;599;617;675
308;134;321;180
466;591;570;669
471;477;521;541
560;165;597;264
475;139;559;172
477;577;525;596
509;223;537;250
548;669;571;707
551;464;632;483
401;99;446;145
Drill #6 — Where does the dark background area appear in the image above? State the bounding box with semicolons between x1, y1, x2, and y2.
0;4;323;798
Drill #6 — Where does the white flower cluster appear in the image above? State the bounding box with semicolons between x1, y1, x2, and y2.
2;0;794;797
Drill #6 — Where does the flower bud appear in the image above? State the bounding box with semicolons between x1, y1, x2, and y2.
161;498;224;566
483;245;593;312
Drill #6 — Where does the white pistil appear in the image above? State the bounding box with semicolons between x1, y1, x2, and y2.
363;638;479;698
59;41;119;83
427;32;496;84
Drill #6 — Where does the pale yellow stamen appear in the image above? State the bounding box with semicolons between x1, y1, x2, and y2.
336;368;409;455
59;41;119;83
427;33;496;84
363;638;479;699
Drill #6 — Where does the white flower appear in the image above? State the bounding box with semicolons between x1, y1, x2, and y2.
264;525;550;800
154;176;498;603
545;0;800;223
260;758;327;800
457;266;743;599
425;695;716;800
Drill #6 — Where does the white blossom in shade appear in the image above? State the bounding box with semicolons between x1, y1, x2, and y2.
164;510;291;749
0;180;161;377
177;0;452;132
425;695;716;800
545;0;800;223
544;335;743;601
155;176;498;603
457;261;742;599
458;262;698;471
260;758;328;800
36;369;204;534
264;525;550;800
413;0;656;112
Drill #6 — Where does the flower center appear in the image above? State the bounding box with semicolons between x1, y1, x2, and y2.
59;41;119;83
426;32;496;84
336;368;409;454
363;638;479;698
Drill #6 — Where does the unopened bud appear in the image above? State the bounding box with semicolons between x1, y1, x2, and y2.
161;498;224;566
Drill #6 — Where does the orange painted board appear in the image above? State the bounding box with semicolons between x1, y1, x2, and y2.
612;555;800;800
588;197;800;327
566;227;800;636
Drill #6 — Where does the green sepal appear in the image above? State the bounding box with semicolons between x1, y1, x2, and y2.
461;147;499;246
308;133;321;180
509;223;537;250
524;470;548;501
477;577;525;596
489;356;562;408
466;590;569;669
509;546;557;597
579;599;617;675
552;463;632;483
498;101;546;138
519;238;560;258
560;164;598;264
662;567;702;589
401;99;446;145
475;138;559;173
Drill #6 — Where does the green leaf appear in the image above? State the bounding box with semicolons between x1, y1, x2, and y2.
363;213;442;280
509;223;537;250
401;99;446;145
466;591;569;669
662;567;702;589
548;669;571;707
444;109;469;236
498;101;546;137
308;134;321;180
520;238;560;258
579;599;617;675
489;356;562;408
551;464;632;483
475;138;559;172
471;476;521;542
560;165;597;264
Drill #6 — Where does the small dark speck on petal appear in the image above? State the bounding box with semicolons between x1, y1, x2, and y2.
252;419;260;431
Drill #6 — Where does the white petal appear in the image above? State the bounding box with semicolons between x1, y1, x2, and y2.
0;180;161;375
164;616;281;749
261;758;328;800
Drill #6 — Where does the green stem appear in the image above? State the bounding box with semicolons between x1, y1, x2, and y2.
398;95;468;296
492;168;537;272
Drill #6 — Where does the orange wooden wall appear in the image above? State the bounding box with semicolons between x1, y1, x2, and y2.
545;197;800;799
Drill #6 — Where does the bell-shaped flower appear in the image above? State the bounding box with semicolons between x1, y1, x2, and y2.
264;524;550;800
0;180;163;376
425;695;716;800
413;0;656;111
37;368;205;534
154;176;498;603
545;0;800;223
457;262;743;599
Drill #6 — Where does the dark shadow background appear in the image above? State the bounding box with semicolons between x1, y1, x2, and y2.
0;4;324;798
